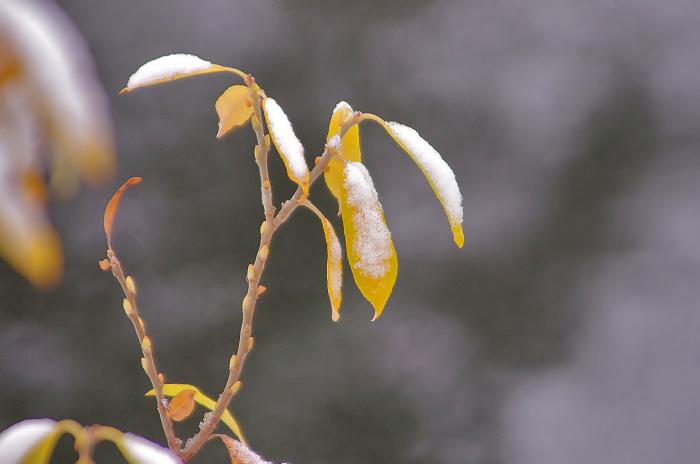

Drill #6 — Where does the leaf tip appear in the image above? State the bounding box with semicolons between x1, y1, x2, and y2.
452;224;464;249
118;87;130;95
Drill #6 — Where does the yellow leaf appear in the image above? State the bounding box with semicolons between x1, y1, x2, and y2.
103;177;142;249
302;201;343;321
215;85;253;138
166;389;196;422
365;115;464;248
21;428;62;464
262;97;309;193
120;54;247;94
324;101;361;201
340;161;397;319
146;384;246;444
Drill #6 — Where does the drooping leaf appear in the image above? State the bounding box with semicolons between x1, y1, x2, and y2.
370;116;464;248
120;53;246;94
262;97;309;193
166;389;196;422
103;177;142;249
215;85;253;138
146;384;245;444
302;201;343;321
340;161;397;319
324;101;361;201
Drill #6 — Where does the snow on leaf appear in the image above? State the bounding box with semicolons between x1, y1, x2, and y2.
119;433;180;464
103;177;142;250
215;85;253;138
302;201;343;321
212;434;273;464
146;384;246;444
379;119;464;248
341;161;397;319
262;97;309;192
0;419;57;464
121;53;230;93
324;101;362;202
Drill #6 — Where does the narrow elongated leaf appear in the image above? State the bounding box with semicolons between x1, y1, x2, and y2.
146;384;245;444
103;177;142;249
121;54;244;94
340;161;397;319
372;117;464;248
302;201;343;320
262;97;309;192
215;85;253;138
324;101;361;201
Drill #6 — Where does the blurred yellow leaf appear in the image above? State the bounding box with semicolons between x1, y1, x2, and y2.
340;161;397;319
21;428;62;464
215;85;253;139
302;201;343;321
146;384;246;444
324;101;361;202
166;389;196;422
103;177;142;249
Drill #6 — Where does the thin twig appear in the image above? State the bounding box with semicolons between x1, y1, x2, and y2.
181;101;359;461
107;249;180;454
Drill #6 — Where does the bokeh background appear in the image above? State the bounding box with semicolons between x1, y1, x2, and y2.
2;0;700;462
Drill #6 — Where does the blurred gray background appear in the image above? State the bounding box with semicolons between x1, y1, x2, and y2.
2;0;700;462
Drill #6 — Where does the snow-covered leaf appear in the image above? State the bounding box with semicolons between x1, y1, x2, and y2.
324;101;361;201
377;119;464;248
119;433;180;464
121;53;233;93
340;161;397;319
0;419;57;464
262;97;309;192
212;434;272;464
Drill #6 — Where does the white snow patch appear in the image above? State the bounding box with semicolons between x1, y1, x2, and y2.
328;230;342;294
263;98;308;182
386;122;463;226
333;100;353;114
344;162;392;278
122;433;181;464
0;419;56;463
126;54;213;90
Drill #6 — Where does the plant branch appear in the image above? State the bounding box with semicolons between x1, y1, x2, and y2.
180;100;360;461
106;250;180;454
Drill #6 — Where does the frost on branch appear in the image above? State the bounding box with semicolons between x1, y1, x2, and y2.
263;97;309;191
341;161;397;319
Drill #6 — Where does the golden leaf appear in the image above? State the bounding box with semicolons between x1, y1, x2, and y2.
324;101;361;202
166;389;196;422
103;177;142;249
215;85;253;138
302;201;343;321
340;161;397;319
364;114;464;248
146;384;246;444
